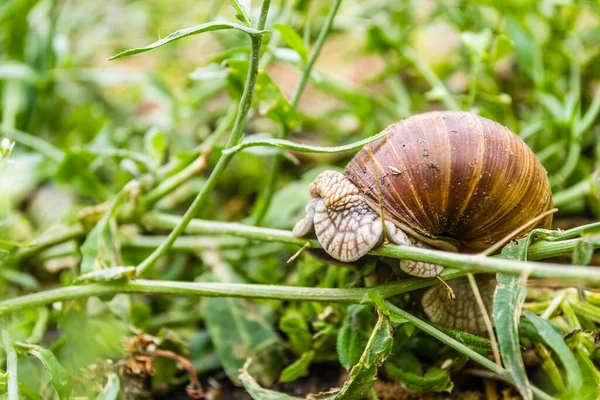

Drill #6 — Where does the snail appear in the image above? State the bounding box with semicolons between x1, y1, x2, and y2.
293;111;553;334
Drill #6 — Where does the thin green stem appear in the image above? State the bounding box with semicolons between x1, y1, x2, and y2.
8;224;84;266
382;302;554;400
250;0;342;226
1;328;18;400
553;172;598;209
146;213;600;286
0;270;465;316
135;0;272;276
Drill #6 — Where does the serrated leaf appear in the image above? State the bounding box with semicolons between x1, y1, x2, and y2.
333;310;394;400
274;24;308;63
494;239;532;400
79;190;126;275
523;311;582;395
336;305;377;369
240;360;304;400
12;342;72;400
95;373;120;400
279;350;314;382
109;22;267;60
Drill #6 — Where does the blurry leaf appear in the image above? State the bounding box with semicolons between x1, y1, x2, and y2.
337;305;377;369
491;34;514;61
461;29;492;58
0;269;39;290
523;311;582;394
73;266;136;284
573;239;594;266
12;342;72;400
202;296;284;385
109;22;267;60
240;360;303;400
79;189;126;275
189;63;230;81
56;150;106;200
95;373;120;400
144;128;166;169
494;239;532;400
228;0;252;27
279;309;312;354
0;62;38;82
506;18;544;87
279;350;314;382
333;310;394;400
254;72;300;131
386;361;453;393
274;24;308;63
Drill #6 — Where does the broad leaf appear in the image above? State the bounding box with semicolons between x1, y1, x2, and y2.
95;373;120;400
333;310;394;400
12;342;72;400
202;296;284;385
336;304;377;369
274;24;308;63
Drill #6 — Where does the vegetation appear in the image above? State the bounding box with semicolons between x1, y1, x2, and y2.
0;0;599;398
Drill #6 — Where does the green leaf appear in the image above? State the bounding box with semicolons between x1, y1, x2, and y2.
506;18;545;87
228;0;252;27
491;34;514;61
12;342;72;400
79;189;126;275
202;297;284;385
336;305;378;369
95;373;120;400
333;310;394;400
56;150;107;200
461;29;492;59
494;239;532;400
523;311;582;395
254;71;300;131
386;361;453;393
108;22;267;60
144;128;166;169
274;24;308;63
279;309;312;354
223;124;393;155
573;239;594;266
279;350;314;382
240;360;304;400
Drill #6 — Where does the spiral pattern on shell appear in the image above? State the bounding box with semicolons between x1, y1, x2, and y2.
344;111;553;251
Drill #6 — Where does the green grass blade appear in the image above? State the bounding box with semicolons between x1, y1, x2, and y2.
523;311;582;394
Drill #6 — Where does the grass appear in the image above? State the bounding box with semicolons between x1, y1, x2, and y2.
0;0;599;399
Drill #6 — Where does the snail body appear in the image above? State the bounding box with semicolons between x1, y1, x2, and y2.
294;111;553;333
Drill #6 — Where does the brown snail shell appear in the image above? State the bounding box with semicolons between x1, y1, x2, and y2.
344;111;553;252
293;111;553;334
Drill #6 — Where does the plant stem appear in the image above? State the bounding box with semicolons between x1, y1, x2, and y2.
135;0;272;276
0;270;466;316
1;328;18;400
0;127;64;163
146;213;600;286
250;0;342;225
382;302;554;400
8;224;84;266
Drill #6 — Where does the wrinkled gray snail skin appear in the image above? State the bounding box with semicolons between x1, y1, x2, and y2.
293;111;553;334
